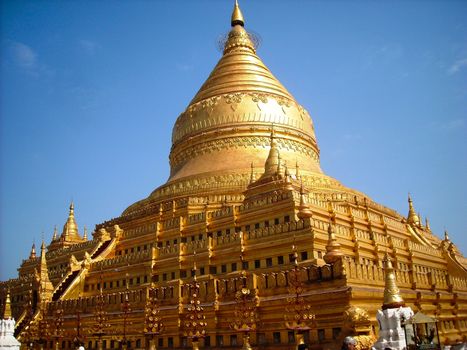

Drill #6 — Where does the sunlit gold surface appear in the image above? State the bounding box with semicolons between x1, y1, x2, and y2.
382;254;405;310
3;290;12;319
161;0;322;202
1;1;466;349
323;222;344;264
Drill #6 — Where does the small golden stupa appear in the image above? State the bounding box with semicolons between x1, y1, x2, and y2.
1;2;466;349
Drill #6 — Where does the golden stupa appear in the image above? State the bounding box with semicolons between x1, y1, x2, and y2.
1;2;466;350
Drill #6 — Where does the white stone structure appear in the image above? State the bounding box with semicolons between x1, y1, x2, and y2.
372;254;413;350
372;306;414;350
0;318;21;350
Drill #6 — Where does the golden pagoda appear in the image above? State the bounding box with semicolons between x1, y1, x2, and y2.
1;2;466;350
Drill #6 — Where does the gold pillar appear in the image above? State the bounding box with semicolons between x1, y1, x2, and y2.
192;340;199;350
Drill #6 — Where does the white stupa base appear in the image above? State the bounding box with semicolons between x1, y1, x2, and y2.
0;319;21;350
372;306;414;350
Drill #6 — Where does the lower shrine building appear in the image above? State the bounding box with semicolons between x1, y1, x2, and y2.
1;2;466;349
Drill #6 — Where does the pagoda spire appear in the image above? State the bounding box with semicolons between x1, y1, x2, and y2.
52;225;58;241
40;239;51;281
83;226;88;241
323;221;344;264
382;253;405;310
40;239;48;271
231;0;245;27
406;194;420;226
297;181;313;219
29;242;37;259
444;230;450;242
262;127;280;178
295;161;300;179
425;217;431;231
249;162;256;184
61;201;81;242
3;289;12;319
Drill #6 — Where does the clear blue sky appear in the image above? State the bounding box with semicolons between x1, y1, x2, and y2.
1;0;466;280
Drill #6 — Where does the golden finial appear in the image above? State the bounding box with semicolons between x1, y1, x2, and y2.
40;236;49;275
295;161;300;179
444;230;450;241
231;0;245;27
262;126;280;178
297;180;313;219
407;193;420;226
425;217;431;231
83;226;88;240
283;163;294;190
323;221;344;264
382;253;405;310
30;242;37;259
249;162;256;184
3;289;12;319
52;225;58;241
61;201;80;241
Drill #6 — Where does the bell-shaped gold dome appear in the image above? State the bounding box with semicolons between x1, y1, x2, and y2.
168;1;321;183
123;1;336;216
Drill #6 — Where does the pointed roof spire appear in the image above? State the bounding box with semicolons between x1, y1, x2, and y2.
323;221;344;264
249;162;256;184
40;238;50;277
407;194;420;226
444;230;450;242
52;225;58;241
231;0;245;27
38;237;53;303
3;289;12;319
61;201;82;242
223;2;255;55
382;253;405;309
262;126;281;178
297;180;313;219
29;242;37;259
295;161;300;179
425;217;431;231
83;226;88;241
